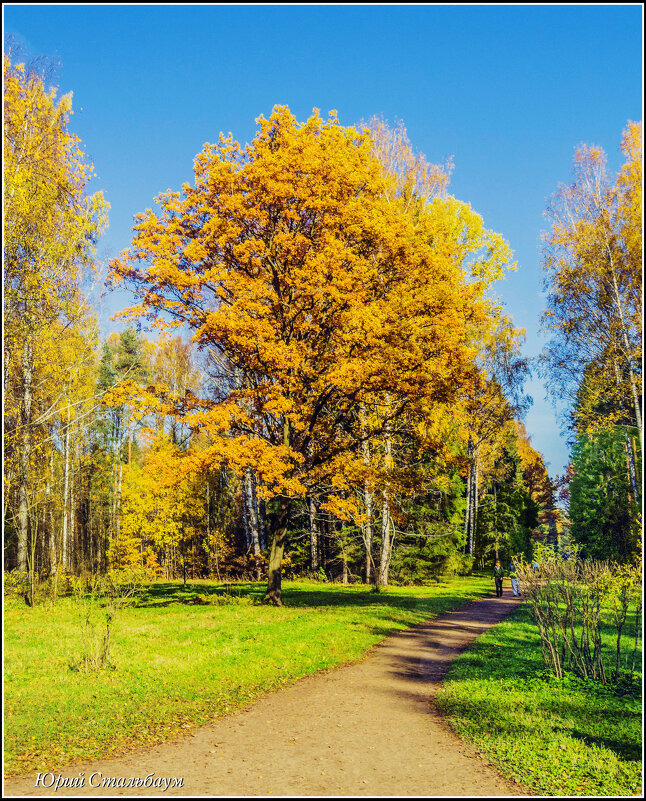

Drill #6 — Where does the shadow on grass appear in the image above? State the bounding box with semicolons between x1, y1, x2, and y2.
135;580;487;614
568;729;642;762
428;606;642;770
135;581;265;607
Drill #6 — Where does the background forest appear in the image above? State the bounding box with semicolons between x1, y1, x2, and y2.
3;55;641;605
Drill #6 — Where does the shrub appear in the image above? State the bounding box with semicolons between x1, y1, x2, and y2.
4;569;30;601
515;550;641;684
69;567;147;672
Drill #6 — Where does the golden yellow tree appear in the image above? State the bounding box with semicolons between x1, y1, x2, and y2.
4;56;107;573
111;434;212;577
356;116;520;580
541;122;642;510
110;106;509;604
541;123;642;447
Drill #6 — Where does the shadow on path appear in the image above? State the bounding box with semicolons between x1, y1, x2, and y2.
4;591;528;798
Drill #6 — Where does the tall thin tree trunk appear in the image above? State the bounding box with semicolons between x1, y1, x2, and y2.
360;404;374;583
379;494;392;586
493;482;499;560
612;362;640;505
363;486;374;584
70;436;79;572
258;494;267;551
27;508;38;607
17;340;34;571
47;446;57;578
245;469;261;579
206;481;212;576
241;478;250;551
464;432;474;555
341;536;349;585
308;496;319;571
378;398;393;586
608;254;642;452
245;468;260;556
473;448;479;554
62;406;71;571
116;462;123;540
251;471;262;546
624;430;639;504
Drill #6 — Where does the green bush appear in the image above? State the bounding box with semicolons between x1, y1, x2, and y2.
4;569;30;600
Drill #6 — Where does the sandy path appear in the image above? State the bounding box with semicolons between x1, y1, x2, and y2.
5;590;528;797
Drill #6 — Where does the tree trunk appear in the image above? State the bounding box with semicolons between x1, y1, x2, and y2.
608;255;642;453
493;482;499;560
251;472;263;547
241;475;250;552
628;369;643;453
70;436;78;572
624;429;640;505
308;496;319;571
62;406;71;571
206;480;212;576
379;495;392;586
27;508;38;607
613;361;640;505
320;513;329;574
47;447;57;577
363;486;374;584
464;432;474;555
360;405;374;583
116;462;123;539
245;468;260;556
378;401;393;586
258;493;267;551
127;409;132;465
264;497;291;605
473;449;479;553
17;340;34;571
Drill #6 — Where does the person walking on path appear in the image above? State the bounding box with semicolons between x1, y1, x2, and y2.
509;560;521;597
493;560;505;597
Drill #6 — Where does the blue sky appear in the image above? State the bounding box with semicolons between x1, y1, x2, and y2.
4;4;643;479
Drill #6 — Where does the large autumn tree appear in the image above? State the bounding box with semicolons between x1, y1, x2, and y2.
109;106;511;604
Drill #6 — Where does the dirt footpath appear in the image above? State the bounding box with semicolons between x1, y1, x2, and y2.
5;590;528;797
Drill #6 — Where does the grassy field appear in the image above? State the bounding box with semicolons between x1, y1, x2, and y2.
435;604;642;797
5;576;491;777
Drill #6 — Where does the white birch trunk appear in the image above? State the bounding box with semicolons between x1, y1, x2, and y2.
62;407;71;570
47;448;57;576
17;341;34;571
378;398;393;586
245;469;260;556
360;403;374;583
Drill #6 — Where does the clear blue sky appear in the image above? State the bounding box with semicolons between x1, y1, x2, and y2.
4;4;643;479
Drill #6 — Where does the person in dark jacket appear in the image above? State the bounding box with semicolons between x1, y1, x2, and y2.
493;560;504;597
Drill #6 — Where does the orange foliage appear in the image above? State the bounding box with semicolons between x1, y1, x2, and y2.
109;106;514;514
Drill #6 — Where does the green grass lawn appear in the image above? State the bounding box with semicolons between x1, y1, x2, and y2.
435;604;642;797
5;576;490;777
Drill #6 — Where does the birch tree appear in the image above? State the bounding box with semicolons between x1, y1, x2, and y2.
540;123;642;450
4;56;107;571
